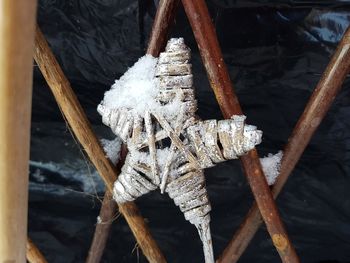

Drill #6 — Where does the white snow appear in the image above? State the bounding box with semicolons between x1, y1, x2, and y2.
100;137;122;165
101;55;158;114
98;55;186;121
260;151;283;185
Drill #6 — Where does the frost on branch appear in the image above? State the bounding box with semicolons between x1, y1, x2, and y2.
97;38;263;263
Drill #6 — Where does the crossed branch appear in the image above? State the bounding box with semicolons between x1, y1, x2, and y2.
28;1;350;262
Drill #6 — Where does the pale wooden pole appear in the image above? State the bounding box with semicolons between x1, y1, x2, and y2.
0;0;37;262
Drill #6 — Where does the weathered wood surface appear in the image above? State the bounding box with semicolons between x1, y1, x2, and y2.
0;1;37;262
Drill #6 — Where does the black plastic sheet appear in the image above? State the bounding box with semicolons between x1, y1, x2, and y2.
31;1;350;262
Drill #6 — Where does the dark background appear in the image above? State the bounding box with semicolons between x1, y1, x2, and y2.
29;0;350;262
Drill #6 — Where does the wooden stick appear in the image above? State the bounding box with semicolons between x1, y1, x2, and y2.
86;2;180;261
27;238;48;263
86;191;117;263
86;146;127;263
218;27;350;263
147;0;180;56
0;1;37;262
34;26;166;263
181;0;299;262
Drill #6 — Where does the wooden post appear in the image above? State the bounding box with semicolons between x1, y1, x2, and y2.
218;27;350;263
181;0;299;262
0;1;37;262
34;27;166;263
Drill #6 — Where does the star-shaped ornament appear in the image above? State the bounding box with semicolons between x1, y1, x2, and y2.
98;38;262;263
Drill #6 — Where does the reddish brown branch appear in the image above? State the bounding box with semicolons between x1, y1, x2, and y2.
147;0;180;56
218;27;350;263
34;27;166;263
181;0;299;262
86;146;127;263
86;191;117;263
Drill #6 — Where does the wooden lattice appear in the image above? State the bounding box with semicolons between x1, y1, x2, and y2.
21;0;350;262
